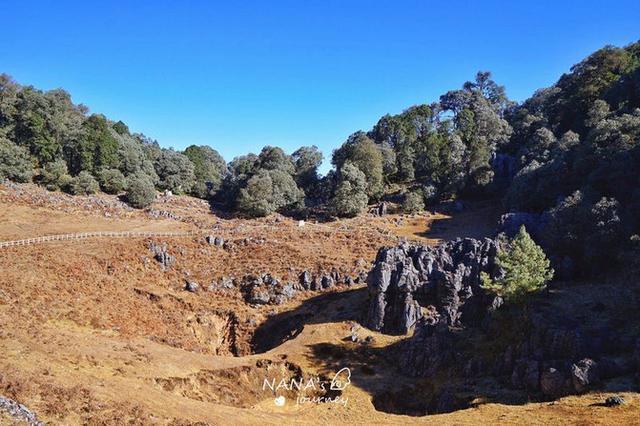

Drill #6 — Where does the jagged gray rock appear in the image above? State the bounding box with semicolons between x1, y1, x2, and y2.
321;275;335;289
604;395;625;406
571;358;599;393
0;395;43;426
148;241;175;271
299;271;312;290
366;238;499;334
242;274;297;305
184;281;200;292
205;235;225;246
400;316;452;378
208;277;235;292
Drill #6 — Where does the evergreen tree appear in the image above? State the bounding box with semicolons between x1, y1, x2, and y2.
481;226;554;304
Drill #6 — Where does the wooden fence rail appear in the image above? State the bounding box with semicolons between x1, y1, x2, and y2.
0;230;203;249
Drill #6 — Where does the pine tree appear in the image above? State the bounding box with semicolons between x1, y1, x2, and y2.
481;226;554;304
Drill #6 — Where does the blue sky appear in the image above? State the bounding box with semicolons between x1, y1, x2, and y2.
1;1;639;173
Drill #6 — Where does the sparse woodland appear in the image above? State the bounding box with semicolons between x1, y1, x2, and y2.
2;41;639;279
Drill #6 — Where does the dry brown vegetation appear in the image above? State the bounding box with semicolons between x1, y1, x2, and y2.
0;183;637;425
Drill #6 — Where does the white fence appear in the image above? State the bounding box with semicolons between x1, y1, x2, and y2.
0;230;202;249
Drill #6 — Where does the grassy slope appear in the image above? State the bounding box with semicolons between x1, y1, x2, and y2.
0;183;637;424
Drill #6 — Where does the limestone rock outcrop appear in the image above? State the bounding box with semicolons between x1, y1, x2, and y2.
366;238;499;334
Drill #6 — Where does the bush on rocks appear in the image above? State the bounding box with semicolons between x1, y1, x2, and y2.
41;159;72;191
98;168;126;194
70;171;99;195
126;174;156;208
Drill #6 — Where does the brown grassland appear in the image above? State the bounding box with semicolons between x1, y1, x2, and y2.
0;183;637;425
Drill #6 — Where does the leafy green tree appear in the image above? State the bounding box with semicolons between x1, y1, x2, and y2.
70;170;99;195
332;132;384;200
229;153;259;178
153;149;196;194
0;74;20;132
236;169;304;217
84;114;118;173
0;137;33;182
440;72;512;189
481;226;554;304
13;87;61;164
184;144;227;198
330;162;369;217
292;145;323;192
378;142;397;178
395;143;416;181
98;168;126;194
112;120;130;135
258;146;295;174
41;159;72;191
114;132;158;183
218;153;259;206
126;174;156;208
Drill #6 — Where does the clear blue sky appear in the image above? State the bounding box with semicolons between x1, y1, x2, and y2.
2;1;639;173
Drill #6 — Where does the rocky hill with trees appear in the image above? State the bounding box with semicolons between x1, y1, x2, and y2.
1;40;639;277
1;40;640;423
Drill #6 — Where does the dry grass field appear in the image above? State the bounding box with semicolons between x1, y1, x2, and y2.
0;183;637;425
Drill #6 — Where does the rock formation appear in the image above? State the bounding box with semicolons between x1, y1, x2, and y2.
365;237;639;401
149;241;175;271
240;274;296;305
366;238;499;334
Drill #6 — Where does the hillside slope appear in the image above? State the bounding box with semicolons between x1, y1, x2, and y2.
0;183;638;424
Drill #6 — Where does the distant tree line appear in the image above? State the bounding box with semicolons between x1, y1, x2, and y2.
1;40;639;274
0;65;515;217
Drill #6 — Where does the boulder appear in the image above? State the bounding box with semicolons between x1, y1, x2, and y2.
248;287;271;305
241;274;296;305
299;271;313;290
205;235;224;246
321;275;335;289
604;396;625;406
184;281;200;293
209;277;235;292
